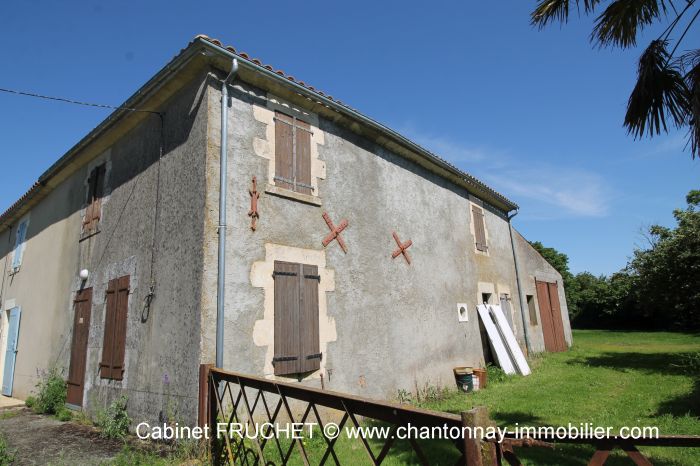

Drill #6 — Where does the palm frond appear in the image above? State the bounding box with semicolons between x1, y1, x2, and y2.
531;0;601;28
625;40;689;139
679;49;700;158
592;0;667;48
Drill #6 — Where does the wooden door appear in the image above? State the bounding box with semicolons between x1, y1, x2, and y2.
547;282;567;352
67;288;92;406
536;281;556;352
536;280;566;352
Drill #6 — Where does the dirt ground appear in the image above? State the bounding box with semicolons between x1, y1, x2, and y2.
0;408;123;465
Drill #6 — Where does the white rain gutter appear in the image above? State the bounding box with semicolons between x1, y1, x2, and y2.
508;209;532;354
216;59;239;369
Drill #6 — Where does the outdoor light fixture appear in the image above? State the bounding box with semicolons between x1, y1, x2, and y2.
79;269;89;280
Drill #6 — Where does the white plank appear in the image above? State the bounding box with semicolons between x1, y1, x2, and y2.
476;304;516;375
488;304;531;376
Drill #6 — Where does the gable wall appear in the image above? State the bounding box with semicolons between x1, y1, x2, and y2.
201;77;562;401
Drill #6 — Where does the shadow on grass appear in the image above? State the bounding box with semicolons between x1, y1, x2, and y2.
491;410;544;426
514;442;692;466
657;378;700;418
570;351;698;376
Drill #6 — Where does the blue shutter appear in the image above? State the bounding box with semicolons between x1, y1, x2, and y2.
11;221;27;269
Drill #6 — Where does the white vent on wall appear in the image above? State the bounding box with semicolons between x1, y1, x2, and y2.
457;303;469;322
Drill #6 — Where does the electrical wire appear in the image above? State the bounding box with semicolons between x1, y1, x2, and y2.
0;87;162;115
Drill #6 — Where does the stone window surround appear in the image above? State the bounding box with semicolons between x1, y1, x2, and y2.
251;243;337;381
252;95;326;206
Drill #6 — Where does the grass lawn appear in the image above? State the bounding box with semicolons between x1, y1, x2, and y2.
108;329;700;465
417;329;700;465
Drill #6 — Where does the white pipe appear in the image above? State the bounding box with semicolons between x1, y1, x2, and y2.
508;209;532;354
216;59;238;369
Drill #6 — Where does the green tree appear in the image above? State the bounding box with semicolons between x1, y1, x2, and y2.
628;189;700;328
531;0;700;157
572;190;700;330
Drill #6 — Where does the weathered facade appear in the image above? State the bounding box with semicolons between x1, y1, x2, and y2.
0;36;570;426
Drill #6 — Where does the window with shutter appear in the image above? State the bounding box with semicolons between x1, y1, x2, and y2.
472;205;488;252
83;164;105;235
274;111;313;195
100;275;129;380
273;261;320;376
11;219;28;270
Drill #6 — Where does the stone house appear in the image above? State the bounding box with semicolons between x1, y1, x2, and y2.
0;35;571;425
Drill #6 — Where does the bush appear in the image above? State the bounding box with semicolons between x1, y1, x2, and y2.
96;395;131;439
56;406;73;422
486;363;507;385
24;395;36;409
33;368;66;415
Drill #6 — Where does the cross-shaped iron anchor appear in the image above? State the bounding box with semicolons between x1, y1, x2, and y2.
248;176;260;231
391;231;412;264
322;212;349;253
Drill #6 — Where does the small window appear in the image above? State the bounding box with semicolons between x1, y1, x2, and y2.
527;295;538;325
11;219;28;270
273;261;320;376
472;205;488;252
274;111;313;195
83;164;106;236
100;275;129;380
481;292;492;304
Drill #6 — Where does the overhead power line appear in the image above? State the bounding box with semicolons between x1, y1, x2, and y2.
0;87;161;115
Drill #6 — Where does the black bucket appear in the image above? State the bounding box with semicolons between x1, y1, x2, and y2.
453;367;474;393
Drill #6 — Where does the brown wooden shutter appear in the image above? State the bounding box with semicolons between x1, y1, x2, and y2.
111;275;130;379
273;261;300;376
274;112;294;191
295;119;312;195
299;264;320;373
100;275;129;380
84;164;105;234
472;205;487;251
100;279;118;378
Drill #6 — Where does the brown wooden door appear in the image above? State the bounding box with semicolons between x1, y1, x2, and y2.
536;280;567;352
547;282;567;352
67;288;92;406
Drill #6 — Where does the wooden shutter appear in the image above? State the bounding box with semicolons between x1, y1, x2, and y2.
100;275;129;380
100;279;117;378
84;164;105;234
299;264;320;372
274;112;295;191
11;221;27;269
295;119;312;195
273;261;300;376
472;205;487;251
273;262;321;375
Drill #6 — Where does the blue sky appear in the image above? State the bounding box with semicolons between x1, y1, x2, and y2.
1;1;697;275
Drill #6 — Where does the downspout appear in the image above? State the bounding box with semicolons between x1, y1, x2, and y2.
508;209;532;354
216;59;239;369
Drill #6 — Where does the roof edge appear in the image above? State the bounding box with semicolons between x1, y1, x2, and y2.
0;35;518;230
194;36;518;212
